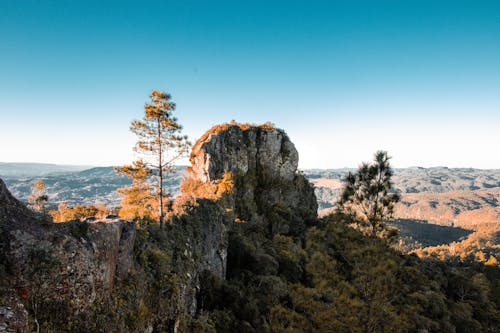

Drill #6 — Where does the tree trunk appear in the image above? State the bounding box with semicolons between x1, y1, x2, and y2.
159;168;164;227
158;116;164;227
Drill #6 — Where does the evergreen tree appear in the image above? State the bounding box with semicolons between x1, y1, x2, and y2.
337;151;400;238
115;159;157;221
127;90;191;226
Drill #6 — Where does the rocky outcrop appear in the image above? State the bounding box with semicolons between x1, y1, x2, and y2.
187;122;317;234
7;218;135;308
190;123;298;183
0;122;317;331
0;180;136;330
0;294;28;333
175;123;317;320
0;179;32;223
169;198;229;316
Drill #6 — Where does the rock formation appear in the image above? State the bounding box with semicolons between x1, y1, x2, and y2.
0;122;317;332
190;123;298;183
0;180;136;331
187;123;317;235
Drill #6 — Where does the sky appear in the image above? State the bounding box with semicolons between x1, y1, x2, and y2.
0;0;499;169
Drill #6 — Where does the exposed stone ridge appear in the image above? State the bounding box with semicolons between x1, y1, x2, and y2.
175;122;318;316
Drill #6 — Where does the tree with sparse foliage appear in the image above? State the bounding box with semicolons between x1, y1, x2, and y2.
115;159;157;221
337;151;400;238
127;90;191;226
28;179;48;215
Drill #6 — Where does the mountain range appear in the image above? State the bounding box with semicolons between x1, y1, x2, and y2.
1;163;499;249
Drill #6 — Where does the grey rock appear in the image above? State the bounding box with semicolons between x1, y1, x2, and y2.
190;124;298;183
188;123;317;229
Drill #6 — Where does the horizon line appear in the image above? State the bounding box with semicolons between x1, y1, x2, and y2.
1;161;498;171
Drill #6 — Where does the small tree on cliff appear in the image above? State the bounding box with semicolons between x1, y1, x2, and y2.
115;159;157;221
127;90;191;226
336;151;400;238
28;180;48;215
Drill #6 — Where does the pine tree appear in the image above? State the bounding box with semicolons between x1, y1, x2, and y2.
337;151;400;238
128;90;191;226
115;159;157;221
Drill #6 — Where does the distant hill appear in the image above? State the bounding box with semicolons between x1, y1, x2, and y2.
393;167;500;193
305;167;500;223
305;167;500;254
0;162;90;177
395;188;500;229
2;165;186;207
2;164;499;249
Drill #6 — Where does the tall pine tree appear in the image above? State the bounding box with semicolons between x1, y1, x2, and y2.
126;90;191;226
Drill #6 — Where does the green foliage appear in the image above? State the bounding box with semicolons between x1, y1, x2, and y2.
337;151;400;238
195;212;500;333
272;234;306;282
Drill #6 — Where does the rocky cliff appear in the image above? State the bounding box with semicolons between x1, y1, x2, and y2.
0;123;317;332
188;123;317;235
0;178;136;332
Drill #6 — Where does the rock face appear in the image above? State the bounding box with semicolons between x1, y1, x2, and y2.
170;199;229;316
0;180;136;331
176;123;318;319
0;295;28;333
190;123;298;183
0;179;32;223
8;219;135;307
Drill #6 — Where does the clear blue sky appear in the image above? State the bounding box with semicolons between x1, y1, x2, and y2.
1;0;499;168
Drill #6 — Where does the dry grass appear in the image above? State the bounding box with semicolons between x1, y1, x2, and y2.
309;178;343;189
